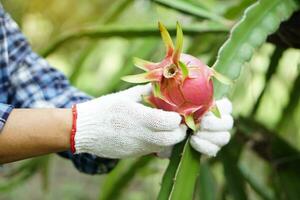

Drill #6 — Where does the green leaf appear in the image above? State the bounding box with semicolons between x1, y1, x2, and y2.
157;139;186;200
99;0;132;24
158;136;200;200
158;22;174;56
152;82;163;99
251;47;285;116
272;73;300;200
224;0;257;19
151;0;230;25
122;68;162;83
99;39;160;96
212;69;234;85
99;157;153;200
211;104;221;118
168;137;200;200
155;1;300;196
41;22;228;57
0;156;50;192
72;0;139;96
212;0;299;99
133;57;156;71
184;115;196;131
178;61;188;79
121;73;151;83
156;1;300;199
238;117;300;200
173;22;183;63
198;161;217;200
239;165;275;200
275;167;300;200
40;156;51;191
0;170;34;192
219;138;248;200
276;73;300;130
69;43;98;84
141;95;156;107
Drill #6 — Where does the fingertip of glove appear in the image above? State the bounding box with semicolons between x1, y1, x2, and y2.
151;109;182;128
120;84;152;102
200;115;234;131
166;111;182;124
220;131;231;146
226;115;234;129
179;124;188;132
135;83;152;94
177;125;188;139
169;127;187;144
190;136;220;157
216;98;232;114
193;131;231;147
155;127;187;146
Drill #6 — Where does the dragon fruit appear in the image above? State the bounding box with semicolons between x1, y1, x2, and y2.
122;22;232;130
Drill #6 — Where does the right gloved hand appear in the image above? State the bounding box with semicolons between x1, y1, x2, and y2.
157;98;233;158
72;84;187;159
190;98;233;156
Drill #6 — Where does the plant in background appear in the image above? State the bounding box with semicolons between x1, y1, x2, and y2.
122;22;231;130
121;22;233;200
2;0;300;199
119;0;300;199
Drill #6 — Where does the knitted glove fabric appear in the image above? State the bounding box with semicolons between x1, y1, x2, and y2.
157;98;233;158
74;84;187;159
190;98;233;157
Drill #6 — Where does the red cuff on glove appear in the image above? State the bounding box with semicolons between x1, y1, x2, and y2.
70;105;77;154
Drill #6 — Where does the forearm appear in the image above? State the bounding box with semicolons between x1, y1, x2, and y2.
0;6;116;174
0;108;72;164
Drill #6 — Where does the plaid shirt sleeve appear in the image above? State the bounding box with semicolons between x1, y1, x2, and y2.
0;103;13;130
0;6;117;174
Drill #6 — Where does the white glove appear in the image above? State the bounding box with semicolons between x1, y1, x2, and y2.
157;98;233;158
74;84;187;159
190;98;233;157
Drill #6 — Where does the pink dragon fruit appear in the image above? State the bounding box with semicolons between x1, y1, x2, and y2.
122;22;231;130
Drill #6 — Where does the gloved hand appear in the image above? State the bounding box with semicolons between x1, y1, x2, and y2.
157;98;233;158
73;84;187;159
190;98;233;157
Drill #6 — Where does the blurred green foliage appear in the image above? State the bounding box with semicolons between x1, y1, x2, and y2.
0;0;300;200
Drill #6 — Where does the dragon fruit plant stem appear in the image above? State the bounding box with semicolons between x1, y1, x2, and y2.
122;22;232;131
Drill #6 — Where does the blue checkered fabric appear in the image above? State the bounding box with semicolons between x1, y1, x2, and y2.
0;5;117;174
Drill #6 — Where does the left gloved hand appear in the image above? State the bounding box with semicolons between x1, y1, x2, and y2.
73;84;186;159
157;98;233;158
